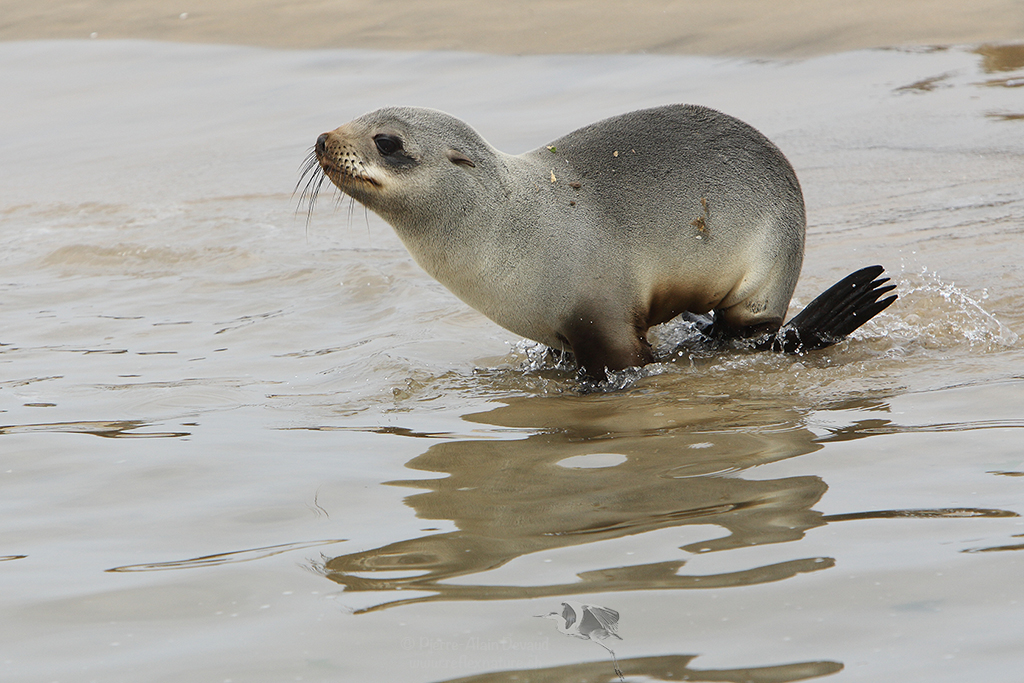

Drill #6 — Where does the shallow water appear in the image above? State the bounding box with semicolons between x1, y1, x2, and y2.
1;40;1023;682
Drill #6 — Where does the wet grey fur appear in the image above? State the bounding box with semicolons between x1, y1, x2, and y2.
314;104;809;377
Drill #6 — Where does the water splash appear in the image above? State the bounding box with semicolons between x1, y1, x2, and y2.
510;339;571;373
878;268;1019;351
509;339;675;392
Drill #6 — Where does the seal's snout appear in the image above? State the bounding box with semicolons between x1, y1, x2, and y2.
315;133;329;157
311;127;383;191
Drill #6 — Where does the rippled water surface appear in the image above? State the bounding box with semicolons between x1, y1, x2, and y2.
2;40;1023;682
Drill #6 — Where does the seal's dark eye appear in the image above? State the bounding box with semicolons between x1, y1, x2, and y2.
374;134;402;156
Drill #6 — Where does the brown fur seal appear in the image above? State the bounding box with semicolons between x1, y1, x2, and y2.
301;105;896;379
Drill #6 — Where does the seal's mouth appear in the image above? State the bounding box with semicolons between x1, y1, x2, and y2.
316;156;382;190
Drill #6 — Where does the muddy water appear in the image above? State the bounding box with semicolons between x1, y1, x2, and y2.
1;40;1022;682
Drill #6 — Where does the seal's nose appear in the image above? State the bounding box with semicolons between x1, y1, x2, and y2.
315;133;329;156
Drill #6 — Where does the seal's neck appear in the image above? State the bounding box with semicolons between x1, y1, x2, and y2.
379;153;530;313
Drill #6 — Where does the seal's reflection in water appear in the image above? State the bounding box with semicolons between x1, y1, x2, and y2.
321;393;1014;681
430;654;842;683
323;394;836;609
323;394;847;680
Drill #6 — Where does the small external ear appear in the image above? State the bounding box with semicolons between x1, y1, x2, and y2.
447;149;476;168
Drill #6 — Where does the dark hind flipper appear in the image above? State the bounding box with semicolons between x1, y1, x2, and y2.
760;265;897;353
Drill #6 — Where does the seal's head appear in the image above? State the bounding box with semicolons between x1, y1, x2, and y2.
302;107;495;232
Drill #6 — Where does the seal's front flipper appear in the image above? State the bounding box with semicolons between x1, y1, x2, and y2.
762;265;897;353
561;311;655;381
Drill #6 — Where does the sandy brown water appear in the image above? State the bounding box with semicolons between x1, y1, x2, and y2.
1;20;1024;683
